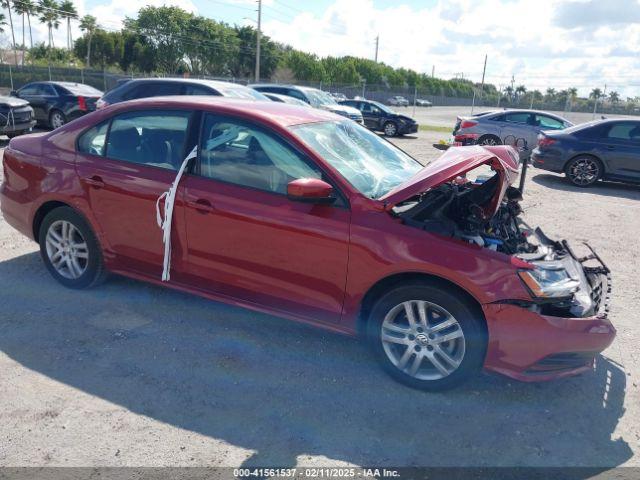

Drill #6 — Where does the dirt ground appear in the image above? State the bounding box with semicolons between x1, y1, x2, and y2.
1;109;639;469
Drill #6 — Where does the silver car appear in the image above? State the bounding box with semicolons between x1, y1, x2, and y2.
453;109;573;153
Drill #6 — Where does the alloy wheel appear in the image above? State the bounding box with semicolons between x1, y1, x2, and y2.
45;220;89;280
569;158;600;186
51;112;65;129
480;137;498;146
384;122;397;136
380;300;466;381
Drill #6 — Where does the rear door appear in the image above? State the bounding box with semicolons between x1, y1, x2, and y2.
598;122;640;182
75;109;195;279
500;112;534;148
361;102;383;129
18;84;49;121
181;113;351;324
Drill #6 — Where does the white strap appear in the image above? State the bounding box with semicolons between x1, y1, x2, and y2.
155;145;198;281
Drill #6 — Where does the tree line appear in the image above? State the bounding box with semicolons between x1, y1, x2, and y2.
0;2;635;110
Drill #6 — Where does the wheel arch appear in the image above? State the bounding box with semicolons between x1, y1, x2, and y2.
356;272;487;338
563;152;605;174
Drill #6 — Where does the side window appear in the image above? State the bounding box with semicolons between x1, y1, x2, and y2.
606;123;640;141
198;114;321;194
19;84;40;95
287;89;308;102
184;84;218;96
124;82;182;100
491;114;505;122
41;84;57;96
78;120;110;156
535;115;565;129
105;110;191;170
504;113;532;124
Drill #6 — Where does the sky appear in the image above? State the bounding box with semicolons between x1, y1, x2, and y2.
5;0;640;98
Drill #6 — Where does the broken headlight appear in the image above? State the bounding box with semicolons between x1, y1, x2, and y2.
518;264;580;299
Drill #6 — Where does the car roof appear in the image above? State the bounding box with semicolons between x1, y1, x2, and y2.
121;78;252;89
103;96;339;127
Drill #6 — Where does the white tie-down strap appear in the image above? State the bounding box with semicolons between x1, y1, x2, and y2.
154;127;242;282
155;145;198;282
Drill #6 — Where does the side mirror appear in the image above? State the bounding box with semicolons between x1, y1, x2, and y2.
287;178;336;204
9;90;17;97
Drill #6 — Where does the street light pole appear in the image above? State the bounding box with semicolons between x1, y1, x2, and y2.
255;0;262;82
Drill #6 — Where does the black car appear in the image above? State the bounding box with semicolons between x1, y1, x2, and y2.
532;119;640;187
0;95;36;138
340;99;418;136
98;78;268;109
13;81;103;129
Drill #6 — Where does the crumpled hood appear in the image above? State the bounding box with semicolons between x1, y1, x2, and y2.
380;145;520;214
0;95;30;108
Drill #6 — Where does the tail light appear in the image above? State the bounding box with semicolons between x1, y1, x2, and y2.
96;98;108;109
538;136;556;148
78;96;87;111
459;120;478;129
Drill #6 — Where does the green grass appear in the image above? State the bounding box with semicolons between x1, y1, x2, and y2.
418;124;453;133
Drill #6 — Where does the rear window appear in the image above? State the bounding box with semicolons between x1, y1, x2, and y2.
60;83;103;96
217;86;268;100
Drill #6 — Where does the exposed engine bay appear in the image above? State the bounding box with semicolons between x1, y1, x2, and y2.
392;168;611;319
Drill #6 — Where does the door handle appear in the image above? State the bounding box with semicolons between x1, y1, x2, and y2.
84;175;105;188
605;145;615;150
186;199;215;214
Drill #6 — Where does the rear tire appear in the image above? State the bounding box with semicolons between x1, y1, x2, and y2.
38;206;107;289
565;155;602;187
49;109;66;130
366;281;486;391
477;135;501;146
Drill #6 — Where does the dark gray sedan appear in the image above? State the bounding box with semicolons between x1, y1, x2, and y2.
453;109;573;153
532;119;640;187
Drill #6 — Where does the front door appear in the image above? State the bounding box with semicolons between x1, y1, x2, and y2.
75;109;194;278
182;113;350;324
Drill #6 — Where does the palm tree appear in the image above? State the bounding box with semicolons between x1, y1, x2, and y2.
79;14;96;67
13;0;34;49
0;11;7;34
58;0;75;49
609;91;620;104
37;0;60;48
590;88;602;100
1;0;19;64
515;85;526;102
567;87;577;110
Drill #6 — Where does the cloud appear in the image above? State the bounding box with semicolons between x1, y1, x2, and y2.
553;0;640;29
260;0;640;97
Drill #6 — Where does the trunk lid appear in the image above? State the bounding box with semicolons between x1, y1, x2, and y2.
380;145;520;215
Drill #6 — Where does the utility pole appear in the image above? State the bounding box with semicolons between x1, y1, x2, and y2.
374;35;379;62
431;65;435;78
479;54;487;98
255;0;262;82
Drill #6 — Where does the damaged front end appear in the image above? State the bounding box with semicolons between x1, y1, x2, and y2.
384;145;611;320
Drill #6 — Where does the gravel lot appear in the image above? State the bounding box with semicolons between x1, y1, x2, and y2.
1;108;639;469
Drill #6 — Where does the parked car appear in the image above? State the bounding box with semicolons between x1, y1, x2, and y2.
12;81;103;129
415;98;432;107
251;84;363;123
329;92;347;102
263;92;310;107
0;95;36;138
388;96;410;107
1;98;615;391
532;119;640;187
340;99;418;136
453;109;573;153
97;78;269;109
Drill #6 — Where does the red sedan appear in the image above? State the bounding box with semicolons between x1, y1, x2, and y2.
0;97;615;390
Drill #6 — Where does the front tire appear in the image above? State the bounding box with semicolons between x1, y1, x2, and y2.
367;282;486;391
565;155;602;187
383;121;398;137
38;206;107;289
49;109;66;129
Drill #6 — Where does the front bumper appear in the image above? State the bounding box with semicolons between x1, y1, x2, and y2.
399;123;419;134
0;120;36;134
483;242;615;382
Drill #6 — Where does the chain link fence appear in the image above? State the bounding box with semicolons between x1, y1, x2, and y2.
0;64;637;117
